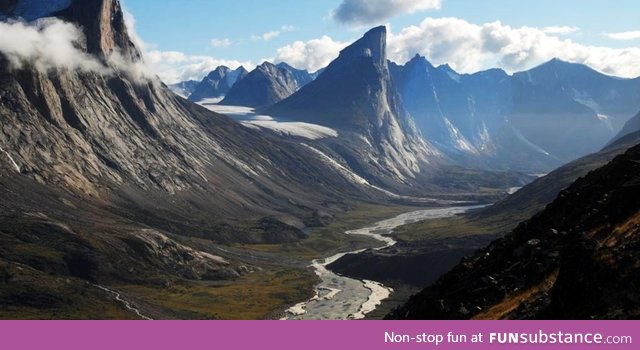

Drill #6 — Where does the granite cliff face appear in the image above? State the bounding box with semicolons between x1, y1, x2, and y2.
268;27;441;185
0;0;371;225
57;0;141;61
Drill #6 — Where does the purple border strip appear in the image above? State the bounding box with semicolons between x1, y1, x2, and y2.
0;320;637;350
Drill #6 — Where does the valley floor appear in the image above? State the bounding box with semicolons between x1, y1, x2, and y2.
1;203;428;320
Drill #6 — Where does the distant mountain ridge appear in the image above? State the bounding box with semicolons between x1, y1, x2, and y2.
187;66;248;102
612;111;640;144
220;62;317;108
182;48;640;174
390;55;640;172
171;62;321;105
168;80;199;98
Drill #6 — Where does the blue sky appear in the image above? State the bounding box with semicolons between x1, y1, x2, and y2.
122;0;640;83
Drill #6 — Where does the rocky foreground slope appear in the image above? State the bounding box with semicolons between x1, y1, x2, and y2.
389;143;640;319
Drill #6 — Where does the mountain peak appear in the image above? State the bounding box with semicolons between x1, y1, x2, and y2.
520;57;603;80
1;0;142;68
213;65;231;72
59;0;140;60
364;25;387;38
549;57;565;64
276;62;295;70
404;54;435;70
206;66;231;79
535;57;586;70
259;61;278;70
189;65;248;101
335;25;387;68
438;63;457;73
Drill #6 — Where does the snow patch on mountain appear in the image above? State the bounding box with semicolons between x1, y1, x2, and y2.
445;70;460;83
242;121;338;140
300;143;371;187
510;124;551;156
0;145;21;172
443;117;477;153
200;102;336;140
476;122;495;153
199;98;238;111
572;90;601;112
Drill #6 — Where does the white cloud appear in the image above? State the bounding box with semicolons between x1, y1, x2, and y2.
0;9;243;84
274;36;349;72
123;9;147;52
211;38;233;48
251;25;296;41
542;26;580;35
254;31;280;41
120;9;640;84
146;50;187;65
332;0;441;26
386;17;640;78
605;30;640;41
0;17;154;82
0;18;107;73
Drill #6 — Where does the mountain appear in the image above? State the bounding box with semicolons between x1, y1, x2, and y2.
468;112;640;228
0;0;390;248
390;56;640;172
267;27;439;186
515;58;640;127
389;56;509;156
611;111;640;144
220;62;312;108
188;66;248;102
275;62;320;86
1;0;413;318
168;80;198;98
388;142;640;319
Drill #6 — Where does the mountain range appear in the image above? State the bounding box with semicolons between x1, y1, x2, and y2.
176;55;640;174
0;0;528;317
187;65;248;102
220;62;310;108
1;0;639;320
390;56;640;172
179;61;320;107
0;0;409;317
